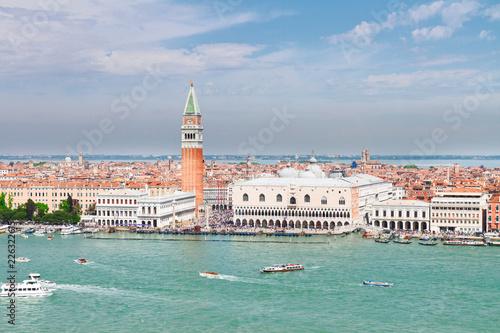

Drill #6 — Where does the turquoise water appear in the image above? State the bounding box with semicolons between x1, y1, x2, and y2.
1;233;499;332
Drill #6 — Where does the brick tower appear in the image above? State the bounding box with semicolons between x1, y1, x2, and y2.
181;79;204;214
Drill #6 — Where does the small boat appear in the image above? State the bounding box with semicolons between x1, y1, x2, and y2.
0;273;53;297
76;258;87;264
260;264;304;273
419;241;438;246
0;225;8;234
374;238;390;243
16;257;30;263
47;235;54;240
363;281;393;287
34;230;45;237
393;239;412;244
20;234;29;239
200;271;219;276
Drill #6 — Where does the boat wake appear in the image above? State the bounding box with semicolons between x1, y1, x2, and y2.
57;284;119;295
199;272;278;285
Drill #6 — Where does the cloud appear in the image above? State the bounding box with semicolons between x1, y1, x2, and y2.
326;0;489;45
408;1;445;23
479;30;495;41
485;4;500;21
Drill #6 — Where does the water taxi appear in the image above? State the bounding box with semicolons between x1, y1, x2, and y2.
16;257;30;263
0;273;53;297
363;281;393;287
200;271;219;276
47;235;54;240
76;258;88;264
260;264;304;273
0;225;8;234
443;236;486;246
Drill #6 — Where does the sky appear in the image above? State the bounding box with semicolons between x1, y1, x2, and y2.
0;0;499;157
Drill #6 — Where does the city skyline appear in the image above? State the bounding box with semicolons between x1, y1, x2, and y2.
1;0;500;156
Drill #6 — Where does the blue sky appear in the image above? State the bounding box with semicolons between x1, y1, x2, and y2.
0;0;499;156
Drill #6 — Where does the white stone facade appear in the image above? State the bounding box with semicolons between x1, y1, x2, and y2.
430;191;488;233
233;174;391;230
372;200;430;231
95;189;196;228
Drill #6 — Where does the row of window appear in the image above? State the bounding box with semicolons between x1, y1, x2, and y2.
375;210;426;218
244;193;345;205
235;208;350;219
488;205;499;212
488;216;499;222
98;198;137;205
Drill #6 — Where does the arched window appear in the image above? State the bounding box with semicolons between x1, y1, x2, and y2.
290;197;296;204
276;194;282;202
489;216;492;221
339;197;345;205
243;193;248;202
321;196;327;205
259;194;265;202
489;205;492;211
496;216;499;222
496;205;499;212
304;194;310;203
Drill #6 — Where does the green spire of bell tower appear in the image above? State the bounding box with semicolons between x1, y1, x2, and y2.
183;79;201;115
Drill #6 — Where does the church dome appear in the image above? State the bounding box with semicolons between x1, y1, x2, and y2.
279;167;298;178
309;164;325;178
299;170;315;178
65;156;71;162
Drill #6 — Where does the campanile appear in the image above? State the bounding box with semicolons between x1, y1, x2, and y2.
181;80;204;214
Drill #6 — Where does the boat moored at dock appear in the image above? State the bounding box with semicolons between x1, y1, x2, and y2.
443;236;486;246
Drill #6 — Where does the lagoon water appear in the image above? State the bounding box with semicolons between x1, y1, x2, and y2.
1;233;499;332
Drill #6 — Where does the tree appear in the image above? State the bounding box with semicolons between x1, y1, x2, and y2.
35;202;49;217
7;193;13;209
59;199;70;212
0;209;15;222
25;199;37;221
67;195;73;213
12;210;27;221
0;193;7;209
9;162;14;166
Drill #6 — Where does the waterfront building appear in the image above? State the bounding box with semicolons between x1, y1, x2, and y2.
233;171;391;230
430;189;488;233
487;193;500;231
181;80;204;214
204;184;230;209
371;200;430;231
95;189;195;228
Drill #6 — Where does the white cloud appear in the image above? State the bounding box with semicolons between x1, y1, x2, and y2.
408;1;445;23
412;25;455;42
485;4;500;21
479;30;495;41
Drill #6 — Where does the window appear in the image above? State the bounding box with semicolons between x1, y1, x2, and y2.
290;197;296;204
497;205;499;212
321;197;327;205
304;194;310;203
339;197;345;205
276;194;282;202
259;194;265;202
243;193;248;202
497;216;499;222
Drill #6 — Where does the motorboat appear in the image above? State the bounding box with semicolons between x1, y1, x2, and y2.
374;238;390;243
34;230;45;237
393;239;412;244
47;235;54;240
260;264;304;273
443;237;486;246
0;273;53;297
0;225;8;234
20;234;28;239
61;226;84;235
16;257;30;263
418;241;438;246
363;281;393;287
200;271;219;276
76;258;88;264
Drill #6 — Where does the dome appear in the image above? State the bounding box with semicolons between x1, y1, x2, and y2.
279;167;298;178
309;164;325;178
299;170;315;178
65;156;71;162
309;155;317;163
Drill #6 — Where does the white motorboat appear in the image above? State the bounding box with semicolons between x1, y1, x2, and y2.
0;273;53;297
260;264;304;273
20;234;29;239
0;225;9;234
16;257;30;263
61;226;84;235
34;230;45;237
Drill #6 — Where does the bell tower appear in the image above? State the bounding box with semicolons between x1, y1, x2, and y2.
181;79;204;214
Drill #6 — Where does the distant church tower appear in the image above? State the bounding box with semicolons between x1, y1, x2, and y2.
181;80;204;214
